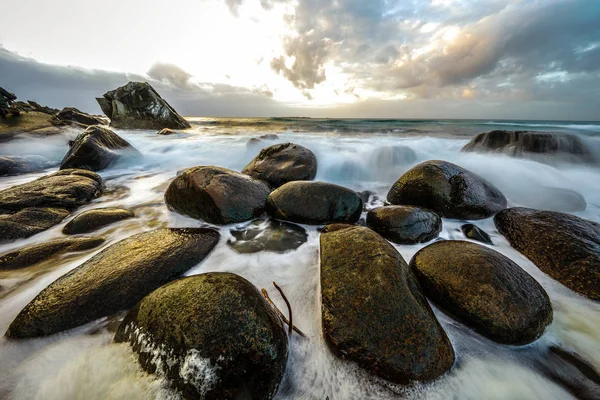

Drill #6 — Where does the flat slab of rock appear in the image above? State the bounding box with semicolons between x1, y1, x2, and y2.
495;207;600;301
366;206;441;244
165;166;271;225
97;82;191;130
227;218;308;253
267;181;362;225
60;125;140;171
410;240;553;344
320;225;455;383
115;273;288;400
0;237;105;270
6;228;219;338
386;160;507;220
0;112;65;142
242;143;317;188
63;207;134;234
50;107;108;127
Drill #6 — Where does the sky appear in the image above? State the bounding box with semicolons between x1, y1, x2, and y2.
1;0;599;120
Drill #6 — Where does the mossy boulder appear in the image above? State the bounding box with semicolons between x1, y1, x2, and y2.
227;218;308;253
165;166;271;225
242;143;317;188
320;225;455;384
0;207;70;243
495;207;600;301
62;207;134;234
115;272;288;400
0;237;105;270
366;206;441;244
410;240;553;344
60;125;140;171
386;160;507;220
6;228;219;338
267;181;362;225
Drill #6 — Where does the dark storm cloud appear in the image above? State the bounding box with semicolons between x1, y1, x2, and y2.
0;47;282;117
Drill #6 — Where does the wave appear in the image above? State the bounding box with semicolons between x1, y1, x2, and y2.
481;121;600;131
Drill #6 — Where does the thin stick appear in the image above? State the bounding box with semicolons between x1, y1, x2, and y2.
272;281;293;336
261;288;307;339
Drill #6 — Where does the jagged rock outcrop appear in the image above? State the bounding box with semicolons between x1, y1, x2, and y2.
50;107;108;127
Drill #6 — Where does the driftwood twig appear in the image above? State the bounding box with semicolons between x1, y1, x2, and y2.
261;287;307;339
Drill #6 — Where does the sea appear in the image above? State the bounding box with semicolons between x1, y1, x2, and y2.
0;118;599;399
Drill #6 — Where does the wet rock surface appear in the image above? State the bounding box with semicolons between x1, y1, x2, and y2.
495;207;600;301
6;228;220;338
320;225;455;384
267;181;362;225
115;272;288;400
96;82;191;130
0;155;55;176
62;207;134;234
461;223;493;245
165;166;271;225
227;218;308;253
0;207;70;242
0;237;106;270
410;240;553;344
50;107;108;127
242;143;317;188
366;206;441;244
387;160;507;220
60;125;140;171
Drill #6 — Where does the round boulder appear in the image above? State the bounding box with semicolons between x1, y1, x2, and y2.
115;272;288;400
266;181;362;225
366;206;441;244
242;142;317;188
62;207;134;234
165;166;271;225
386;160;507;220
410;240;553;344
320;225;455;383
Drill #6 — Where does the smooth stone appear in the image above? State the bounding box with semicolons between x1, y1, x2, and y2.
0;237;106;270
495;207;600;301
410;240;553;344
165;166;271;225
62;207;134;234
0;207;70;242
115;272;288;400
386;160;507;220
266;181;362;225
6;228;220;338
242;142;317;188
366;206;442;244
461;223;493;245
227;218;308;253
320;225;455;384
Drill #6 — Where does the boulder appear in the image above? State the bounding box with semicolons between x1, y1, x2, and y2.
461;223;493;245
242;143;317;188
0;237;105;270
386;160;507;220
227;218;308;253
461;130;596;164
96;82;191;130
62;207;134;234
0;208;70;242
267;181;362;225
59;125;140;171
165;166;271;225
115;273;288;400
495;208;600;301
0;155;55;176
157;128;177;135
50;107;108;127
410;240;553;344
366;206;441;244
6;228;220;338
320;225;455;383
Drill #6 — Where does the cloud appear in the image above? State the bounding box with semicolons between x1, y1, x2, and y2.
147;63;193;88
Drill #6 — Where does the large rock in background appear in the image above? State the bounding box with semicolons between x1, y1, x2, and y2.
50;107;108;127
6;228;220;338
461;130;597;164
495;208;600;301
387;160;507;220
115;273;288;400
267;181;362;225
410;240;553;344
320;225;455;384
366;206;441;244
242;143;317;188
60;125;140;171
165;166;271;225
96;82;191;130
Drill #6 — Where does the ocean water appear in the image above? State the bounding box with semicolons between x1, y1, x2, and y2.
0;118;600;400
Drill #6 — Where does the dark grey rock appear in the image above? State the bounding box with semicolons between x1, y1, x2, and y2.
366;206;441;244
227;218;308;253
461;223;493;245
